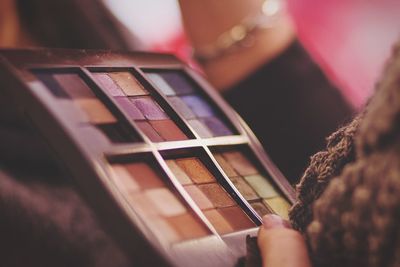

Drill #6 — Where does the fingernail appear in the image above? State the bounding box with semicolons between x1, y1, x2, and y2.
262;214;291;230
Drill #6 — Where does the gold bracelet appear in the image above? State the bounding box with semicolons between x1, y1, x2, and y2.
193;0;285;63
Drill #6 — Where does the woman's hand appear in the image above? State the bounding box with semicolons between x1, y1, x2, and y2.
257;214;312;267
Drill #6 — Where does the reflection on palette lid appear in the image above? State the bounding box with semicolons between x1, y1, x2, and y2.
167;213;209;240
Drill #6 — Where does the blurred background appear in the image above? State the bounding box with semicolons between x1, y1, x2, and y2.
103;0;400;108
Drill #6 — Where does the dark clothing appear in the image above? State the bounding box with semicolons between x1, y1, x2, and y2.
225;41;354;184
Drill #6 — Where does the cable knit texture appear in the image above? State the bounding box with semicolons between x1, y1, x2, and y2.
290;39;400;267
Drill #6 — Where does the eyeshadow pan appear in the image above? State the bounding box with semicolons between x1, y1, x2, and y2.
131;97;169;120
244;175;278;198
222;151;258;176
181;95;215;117
219;206;255;230
108;72;148;96
124;162;164;189
166;160;192;185
110;164;140;194
148;216;181;243
175;158;216;184
263;197;290;220
36;72;69;98
251;201;271;217
184;185;214;210
188;119;213;138
96;123;138;143
200;117;233;136
75;98;117;124
159;72;195;95
198;184;235;208
126;193;159;218
204;209;233;235
150;120;188;141
91;73;125;96
213;154;238;177
169;96;196;119
53;73;96;99
136;121;164;142
146;73;176;96
229;176;259;201
167;213;209;240
114;97;145;120
146;188;187;217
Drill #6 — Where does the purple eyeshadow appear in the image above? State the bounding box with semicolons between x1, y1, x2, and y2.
159;72;195;95
200;117;233;136
180;95;215;118
146;73;176;96
131;96;169;120
168;96;196;119
114;97;145;120
92;73;125;96
188;119;213;138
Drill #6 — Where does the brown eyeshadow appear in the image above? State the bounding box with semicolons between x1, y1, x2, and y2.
198;184;235;208
108;72;148;96
213;153;238;177
222;151;258;176
167;213;209;240
124;162;164;189
184;185;214;210
150;120;188;141
53;73;96;99
229;176;259;201
75;98;117;124
136;121;164;142
251;201;271;217
175;158;216;184
204;209;234;235
219;206;255;230
165;160;192;185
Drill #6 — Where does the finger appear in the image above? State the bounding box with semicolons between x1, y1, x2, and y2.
258;214;312;267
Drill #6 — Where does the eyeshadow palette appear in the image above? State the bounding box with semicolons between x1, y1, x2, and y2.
0;49;295;267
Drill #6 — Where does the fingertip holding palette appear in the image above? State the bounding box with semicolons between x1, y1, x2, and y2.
0;49;295;267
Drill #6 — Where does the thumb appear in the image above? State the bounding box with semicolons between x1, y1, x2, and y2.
257;215;312;267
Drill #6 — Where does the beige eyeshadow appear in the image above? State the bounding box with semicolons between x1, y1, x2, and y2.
75;98;117;124
198;184;235;208
110;164;140;194
222;151;258;176
148;216;181;243
126;193;159;218
263;197;290;220
251;201;271;217
213;153;238;177
167;213;209;240
166;160;192;185
184;185;214;210
204;209;234;235
244;174;278;198
108;72;148;96
229;176;259;201
219;206;255;231
145;188;187;217
124;162;164;189
175;158;216;184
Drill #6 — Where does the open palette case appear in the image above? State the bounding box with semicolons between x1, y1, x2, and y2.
0;49;295;267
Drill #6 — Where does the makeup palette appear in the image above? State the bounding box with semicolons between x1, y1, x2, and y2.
0;49;294;267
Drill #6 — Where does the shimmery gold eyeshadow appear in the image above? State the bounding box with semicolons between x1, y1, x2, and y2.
165;160;193;185
229;176;259;201
108;72;148;96
251;202;271;217
175;158;216;184
75;98;117;124
184;185;214;210
218;206;255;230
204;209;233;235
167;213;209;240
124;163;164;189
198;184;235;208
188;119;213;138
150;120;188;141
135;121;164;142
222;151;258;176
145;188;187;217
213;154;238;177
110;164;140;194
263;197;290;220
244;175;278;198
